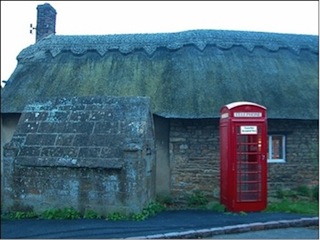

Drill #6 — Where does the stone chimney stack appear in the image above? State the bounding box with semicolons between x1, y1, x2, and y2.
36;3;56;42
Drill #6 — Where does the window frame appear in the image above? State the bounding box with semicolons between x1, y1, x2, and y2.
267;134;286;163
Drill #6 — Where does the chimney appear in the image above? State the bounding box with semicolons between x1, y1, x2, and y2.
36;3;56;42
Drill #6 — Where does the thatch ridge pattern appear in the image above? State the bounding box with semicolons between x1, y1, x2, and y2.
17;29;318;58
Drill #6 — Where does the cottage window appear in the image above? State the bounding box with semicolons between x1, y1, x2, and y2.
267;135;286;163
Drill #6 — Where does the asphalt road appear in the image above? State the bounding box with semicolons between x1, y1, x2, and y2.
212;226;319;239
1;210;318;239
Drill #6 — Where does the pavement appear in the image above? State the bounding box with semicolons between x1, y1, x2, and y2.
1;210;319;239
212;227;319;239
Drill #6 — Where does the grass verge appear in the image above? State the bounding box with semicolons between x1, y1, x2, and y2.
265;199;318;215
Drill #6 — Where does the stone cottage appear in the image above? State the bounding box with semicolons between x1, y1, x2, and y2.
1;3;318;214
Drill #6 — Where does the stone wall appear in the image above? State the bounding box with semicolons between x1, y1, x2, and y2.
2;96;155;215
267;119;319;192
1;113;21;204
169;119;220;204
169;118;318;203
2;107;318;212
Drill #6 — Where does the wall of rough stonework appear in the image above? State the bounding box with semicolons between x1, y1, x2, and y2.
2;96;155;215
169;118;318;204
267;119;319;193
3;106;318;212
1;113;21;204
169;119;220;204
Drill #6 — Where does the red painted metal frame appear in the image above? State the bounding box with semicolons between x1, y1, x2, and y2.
220;102;267;212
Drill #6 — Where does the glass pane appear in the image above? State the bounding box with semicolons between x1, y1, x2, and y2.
236;125;262;202
272;136;283;159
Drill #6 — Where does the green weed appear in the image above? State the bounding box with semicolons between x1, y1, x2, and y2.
276;185;319;201
207;201;225;212
41;207;81;219
294;185;311;198
106;212;127;221
267;185;319;215
312;185;319;201
131;211;149;221
156;195;174;207
187;190;209;208
8;211;38;219
131;201;166;221
83;209;101;219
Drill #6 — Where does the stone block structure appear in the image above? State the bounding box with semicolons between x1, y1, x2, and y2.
3;96;155;215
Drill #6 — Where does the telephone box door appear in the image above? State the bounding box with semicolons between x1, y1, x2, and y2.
234;123;267;211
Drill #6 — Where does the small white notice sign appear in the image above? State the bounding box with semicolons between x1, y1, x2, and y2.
240;126;257;134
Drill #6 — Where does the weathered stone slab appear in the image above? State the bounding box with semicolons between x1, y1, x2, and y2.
3;96;156;215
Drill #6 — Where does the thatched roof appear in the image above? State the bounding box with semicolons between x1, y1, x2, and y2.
1;29;318;119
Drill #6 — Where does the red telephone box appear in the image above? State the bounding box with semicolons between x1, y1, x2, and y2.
220;101;267;212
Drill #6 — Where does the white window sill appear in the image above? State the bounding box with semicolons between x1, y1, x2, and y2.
267;159;286;163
